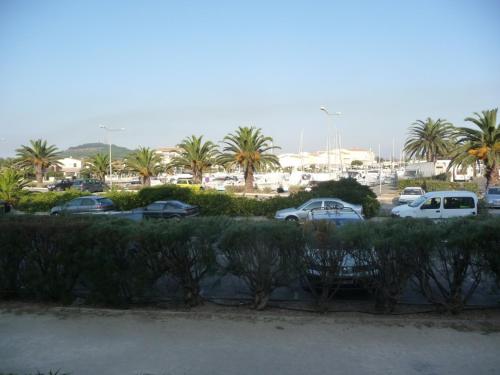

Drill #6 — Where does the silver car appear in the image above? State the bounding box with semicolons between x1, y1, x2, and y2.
274;198;363;222
485;187;500;208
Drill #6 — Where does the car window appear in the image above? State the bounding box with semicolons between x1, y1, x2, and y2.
67;198;82;207
421;197;441;209
165;202;182;209
488;188;500;195
146;203;165;210
80;198;96;206
403;188;422;195
325;200;343;209
304;201;322;210
443;197;475;209
98;198;113;205
409;196;427;207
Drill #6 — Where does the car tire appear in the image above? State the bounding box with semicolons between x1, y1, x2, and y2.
285;216;298;222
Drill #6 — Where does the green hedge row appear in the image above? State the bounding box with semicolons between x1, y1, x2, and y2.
1;215;499;313
398;178;479;193
16;178;381;218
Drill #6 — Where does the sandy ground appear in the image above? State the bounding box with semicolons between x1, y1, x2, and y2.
1;304;500;375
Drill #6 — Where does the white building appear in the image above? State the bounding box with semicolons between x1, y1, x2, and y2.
278;148;375;170
56;157;82;177
155;147;181;165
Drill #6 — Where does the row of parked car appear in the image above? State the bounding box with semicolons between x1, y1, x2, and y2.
48;179;107;193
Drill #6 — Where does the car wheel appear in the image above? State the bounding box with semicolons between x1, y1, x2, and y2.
285;216;298;222
51;212;60;216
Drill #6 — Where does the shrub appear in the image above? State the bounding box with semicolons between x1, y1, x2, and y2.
103;190;142;210
0;218;31;298
413;217;489;314
135;218;223;306
301;221;348;311
218;220;304;310
17;189;87;213
341;219;433;312
81;218;143;307
19;216;94;303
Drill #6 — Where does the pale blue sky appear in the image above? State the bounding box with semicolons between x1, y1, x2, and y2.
1;0;499;157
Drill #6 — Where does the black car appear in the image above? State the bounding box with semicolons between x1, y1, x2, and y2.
71;179;107;193
47;179;74;191
138;200;199;219
50;196;115;215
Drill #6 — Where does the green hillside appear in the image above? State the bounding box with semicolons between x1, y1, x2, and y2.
60;143;135;160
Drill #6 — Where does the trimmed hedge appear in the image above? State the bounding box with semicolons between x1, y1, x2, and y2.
17;190;88;213
398;178;478;193
1;215;499;313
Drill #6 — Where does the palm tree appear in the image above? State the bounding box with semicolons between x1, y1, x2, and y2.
125;147;162;186
449;109;500;189
86;153;109;182
0;168;28;206
169;135;218;183
16;139;61;186
403;118;455;162
218;126;280;192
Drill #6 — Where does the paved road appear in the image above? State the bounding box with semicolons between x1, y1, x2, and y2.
1;308;499;375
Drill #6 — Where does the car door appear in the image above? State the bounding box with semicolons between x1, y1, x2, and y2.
144;203;165;219
416;197;442;219
442;196;476;218
64;198;83;213
299;200;323;220
163;202;182;218
79;198;97;213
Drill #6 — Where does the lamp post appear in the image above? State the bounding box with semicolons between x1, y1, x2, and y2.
320;107;342;174
99;125;125;188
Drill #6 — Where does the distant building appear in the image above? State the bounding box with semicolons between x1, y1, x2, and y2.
55;157;82;177
155;147;181;165
278;148;375;170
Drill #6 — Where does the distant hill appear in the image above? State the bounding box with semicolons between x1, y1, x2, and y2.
60;143;135;160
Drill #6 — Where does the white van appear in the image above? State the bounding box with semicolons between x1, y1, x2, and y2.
391;191;477;219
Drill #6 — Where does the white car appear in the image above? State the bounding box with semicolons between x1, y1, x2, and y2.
398;187;425;204
391;191;478;219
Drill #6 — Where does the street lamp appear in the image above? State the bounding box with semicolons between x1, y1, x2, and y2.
99;125;125;188
320;107;342;174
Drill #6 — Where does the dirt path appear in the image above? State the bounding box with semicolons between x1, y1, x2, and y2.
1;304;500;375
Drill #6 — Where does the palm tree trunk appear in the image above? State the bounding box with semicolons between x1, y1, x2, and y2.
35;163;43;187
143;175;151;187
245;166;254;193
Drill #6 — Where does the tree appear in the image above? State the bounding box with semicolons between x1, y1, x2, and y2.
449;109;500;188
169;135;218;183
403;118;455;162
218;126;280;192
16;139;61;186
351;160;363;167
125;147;162;186
86;153;109;182
0;168;28;206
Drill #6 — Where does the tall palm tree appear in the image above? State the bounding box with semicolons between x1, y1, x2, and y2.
218;126;280;192
125;147;162;186
16;139;61;186
169;135;218;183
449;109;500;189
86;153;109;182
403;118;455;162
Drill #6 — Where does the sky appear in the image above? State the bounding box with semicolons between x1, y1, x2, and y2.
1;0;499;158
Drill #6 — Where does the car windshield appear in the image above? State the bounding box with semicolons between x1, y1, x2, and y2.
487;188;500;195
403;188;421;195
409;195;427;207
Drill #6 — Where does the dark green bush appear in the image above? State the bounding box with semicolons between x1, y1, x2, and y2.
413;217;496;313
481;216;500;286
218;220;304;310
136;218;223;306
20;216;94;303
81;218;143;307
103;190;142;211
301;220;347;311
0;218;30;298
341;219;434;312
398;178;478;193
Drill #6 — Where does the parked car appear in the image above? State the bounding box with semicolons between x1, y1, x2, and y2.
50;196;115;215
47;179;74;191
398;187;425;204
391;191;478;219
71;179;108;193
275;198;363;222
176;178;203;190
485;186;500;208
135;200;199;219
304;205;369;288
307;206;364;224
